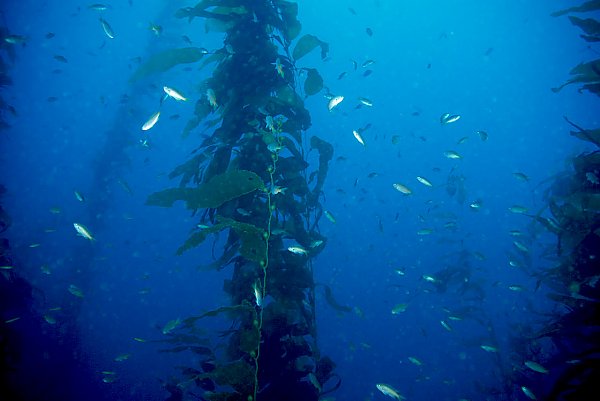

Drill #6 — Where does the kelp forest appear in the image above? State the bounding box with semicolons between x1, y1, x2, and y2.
142;2;336;401
511;2;600;400
2;1;600;401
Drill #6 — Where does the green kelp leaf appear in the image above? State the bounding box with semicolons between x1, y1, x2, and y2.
308;136;334;206
551;0;600;17
277;1;301;41
176;222;229;255
146;170;266;209
552;59;600;93
569;16;600;37
129;47;206;82
564;116;600;147
292;34;329;61
303;68;324;96
238;327;260;354
183;304;254;327
212;360;255;393
217;217;266;264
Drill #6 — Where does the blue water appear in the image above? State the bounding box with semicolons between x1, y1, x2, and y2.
1;1;598;400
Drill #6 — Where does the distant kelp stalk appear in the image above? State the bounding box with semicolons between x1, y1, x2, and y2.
139;1;341;401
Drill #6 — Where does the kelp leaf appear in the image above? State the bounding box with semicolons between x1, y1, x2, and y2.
551;0;600;17
217;217;266;264
303;68;324;96
212;360;255;393
146;170;266;210
568;16;600;36
129;47;206;82
176;222;229;255
277;1;301;41
292;34;329;61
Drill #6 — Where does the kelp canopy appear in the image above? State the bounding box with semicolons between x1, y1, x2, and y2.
513;4;600;400
142;1;337;401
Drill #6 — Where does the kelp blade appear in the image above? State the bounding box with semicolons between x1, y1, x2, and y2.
146;170;266;210
130;47;207;82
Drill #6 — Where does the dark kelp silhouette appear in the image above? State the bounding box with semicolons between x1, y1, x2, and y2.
512;5;600;400
143;2;337;400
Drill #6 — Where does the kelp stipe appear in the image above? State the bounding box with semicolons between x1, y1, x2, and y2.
144;2;337;400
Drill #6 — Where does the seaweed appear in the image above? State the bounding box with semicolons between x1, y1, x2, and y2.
146;170;265;209
144;1;338;400
129;47;207;82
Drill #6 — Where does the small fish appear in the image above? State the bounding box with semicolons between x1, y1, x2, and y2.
456;136;469;144
352;130;366;146
422;275;437;283
0;265;14;270
50;207;62;214
391;303;408;314
53;55;68;63
29;243;41;248
328;95;344;111
513;241;529;253
270;186;287;195
470;199;483;209
3;34;28;45
274;57;284;78
362;59;375;68
45;32;55;39
524;360;549;374
206;89;218;109
68;284;84;298
149;23;163;36
440;320;453;331
44;315;57;324
365;27;373;36
88;4;111;11
99;18;115;39
513;172;529;182
73;223;95;241
392;183;412;194
310;240;324;248
362;69;373;77
267;142;283;153
133;337;146;343
163;86;187;101
324;210;336;223
141;111;160;131
416;176;433;187
394;268;406;276
508;205;528;214
441;113;461;124
417;228;434;235
252;281;263;307
508;285;525;292
509;229;523;236
162;318;181;334
376;383;404;400
4;317;21;324
408;356;423;366
480;345;498;352
337;71;347;80
521;386;537;400
444;150;462;159
74;190;85;202
476;130;488;141
114;353;131;362
358;97;373;107
287;246;308;255
40;265;51;275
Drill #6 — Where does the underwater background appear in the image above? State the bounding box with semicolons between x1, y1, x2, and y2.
1;1;599;401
